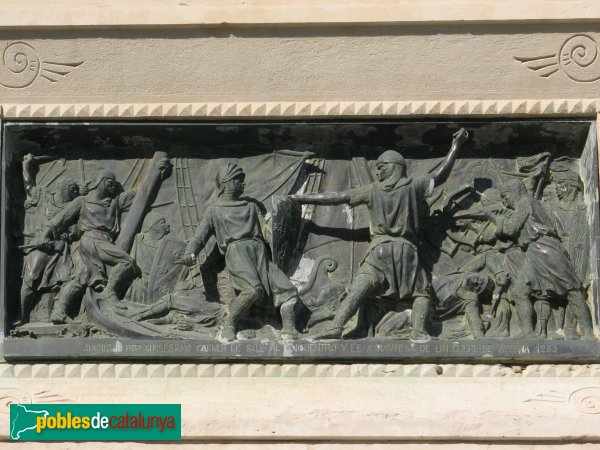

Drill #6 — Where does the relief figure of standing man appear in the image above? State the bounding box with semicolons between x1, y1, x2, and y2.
292;129;469;340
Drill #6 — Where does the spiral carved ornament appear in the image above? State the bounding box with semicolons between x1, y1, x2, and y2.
569;387;600;414
0;42;40;88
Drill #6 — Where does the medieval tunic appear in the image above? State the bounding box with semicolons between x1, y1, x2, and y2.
349;176;434;300
496;195;581;297
433;273;481;321
185;199;297;308
47;190;138;289
22;187;75;290
548;202;590;285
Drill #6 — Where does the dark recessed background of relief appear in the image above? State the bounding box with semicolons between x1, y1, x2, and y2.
2;120;599;361
4;120;590;159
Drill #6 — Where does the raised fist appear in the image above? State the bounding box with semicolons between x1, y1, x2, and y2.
452;128;469;148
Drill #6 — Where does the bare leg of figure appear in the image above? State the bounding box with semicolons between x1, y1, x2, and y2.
535;300;551;339
279;297;299;339
411;296;431;340
464;301;485;338
51;280;85;324
567;290;595;340
564;304;577;340
311;275;375;340
221;287;262;340
511;282;536;339
103;261;134;309
486;299;511;338
13;283;36;326
129;298;170;321
555;304;566;335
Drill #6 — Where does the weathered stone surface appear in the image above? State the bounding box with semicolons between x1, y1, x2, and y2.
1;371;600;440
0;28;600;106
7;338;600;363
3;0;600;27
1;1;600;446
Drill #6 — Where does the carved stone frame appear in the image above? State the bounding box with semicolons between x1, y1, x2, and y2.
3;5;600;442
1;101;600;444
2;99;599;119
1;99;600;362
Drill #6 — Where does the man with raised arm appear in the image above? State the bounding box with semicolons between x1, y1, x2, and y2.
291;128;469;340
16;153;83;325
40;159;171;324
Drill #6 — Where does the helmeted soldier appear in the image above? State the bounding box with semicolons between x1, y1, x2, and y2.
292;128;469;340
40;161;170;323
181;162;301;340
15;153;82;325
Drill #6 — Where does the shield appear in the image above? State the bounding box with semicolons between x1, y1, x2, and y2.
146;236;188;303
271;195;302;274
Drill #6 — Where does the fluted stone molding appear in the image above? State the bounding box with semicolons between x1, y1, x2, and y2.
2;363;600;378
2;99;599;119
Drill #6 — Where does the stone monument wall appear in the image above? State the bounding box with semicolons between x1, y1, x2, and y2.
1;1;600;447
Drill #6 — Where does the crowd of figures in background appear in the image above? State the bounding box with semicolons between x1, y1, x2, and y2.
10;126;597;341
